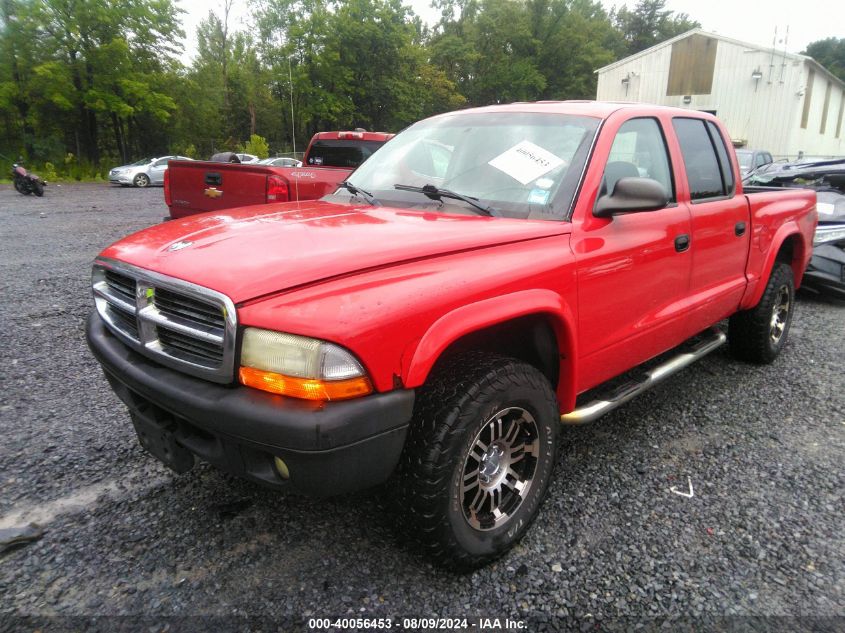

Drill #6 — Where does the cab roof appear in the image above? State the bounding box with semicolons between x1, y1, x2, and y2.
436;100;717;121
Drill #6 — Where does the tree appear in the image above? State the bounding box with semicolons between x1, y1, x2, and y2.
252;0;463;138
0;0;185;165
803;38;845;83
429;0;621;104
612;0;699;55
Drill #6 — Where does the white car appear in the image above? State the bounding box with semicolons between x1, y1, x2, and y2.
235;153;260;164
257;157;303;167
109;156;193;187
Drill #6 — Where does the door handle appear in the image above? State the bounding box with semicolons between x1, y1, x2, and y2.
735;222;746;236
205;172;222;186
674;234;690;252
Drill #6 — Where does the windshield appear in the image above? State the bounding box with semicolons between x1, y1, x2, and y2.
735;151;753;168
344;112;600;220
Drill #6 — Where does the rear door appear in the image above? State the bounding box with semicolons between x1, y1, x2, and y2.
671;117;750;333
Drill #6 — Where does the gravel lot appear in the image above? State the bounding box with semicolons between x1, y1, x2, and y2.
0;183;843;631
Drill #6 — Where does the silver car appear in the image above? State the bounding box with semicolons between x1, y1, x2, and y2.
109;156;193;187
257;157;303;167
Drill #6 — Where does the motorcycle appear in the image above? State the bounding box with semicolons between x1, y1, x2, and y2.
11;163;47;197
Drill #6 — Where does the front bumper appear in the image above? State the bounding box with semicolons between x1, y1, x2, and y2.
109;173;133;185
803;242;845;299
86;313;414;495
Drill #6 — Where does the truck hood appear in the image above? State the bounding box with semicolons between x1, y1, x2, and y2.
101;200;570;303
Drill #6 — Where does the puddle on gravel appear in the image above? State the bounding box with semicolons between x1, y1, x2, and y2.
0;477;168;530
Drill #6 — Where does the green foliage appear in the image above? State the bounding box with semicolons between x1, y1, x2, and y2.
611;0;699;55
430;0;622;104
43;161;58;181
803;38;845;82
241;134;270;158
0;0;704;171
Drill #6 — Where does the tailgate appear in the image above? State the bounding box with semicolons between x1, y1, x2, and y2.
285;166;350;200
168;161;272;218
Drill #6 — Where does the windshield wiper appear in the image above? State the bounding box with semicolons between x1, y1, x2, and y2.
394;183;496;217
338;181;380;206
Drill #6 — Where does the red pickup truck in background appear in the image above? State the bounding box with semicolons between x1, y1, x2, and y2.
165;130;393;219
88;102;816;569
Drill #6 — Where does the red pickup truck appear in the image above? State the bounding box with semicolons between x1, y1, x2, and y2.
165;130;393;219
87;102;816;568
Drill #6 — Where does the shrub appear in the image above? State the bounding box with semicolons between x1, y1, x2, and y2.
240;134;270;159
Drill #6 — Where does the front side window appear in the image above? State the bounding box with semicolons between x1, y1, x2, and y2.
673;118;730;200
343;112;600;220
601;117;675;201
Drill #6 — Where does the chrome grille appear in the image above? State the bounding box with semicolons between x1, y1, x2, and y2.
154;288;225;330
104;270;136;304
92;258;237;383
158;328;225;363
106;303;139;340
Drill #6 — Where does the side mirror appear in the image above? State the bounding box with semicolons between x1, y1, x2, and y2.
594;177;669;218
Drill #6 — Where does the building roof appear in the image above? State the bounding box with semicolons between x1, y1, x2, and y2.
595;28;845;91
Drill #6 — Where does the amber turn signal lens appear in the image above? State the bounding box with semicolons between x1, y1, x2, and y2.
239;366;373;401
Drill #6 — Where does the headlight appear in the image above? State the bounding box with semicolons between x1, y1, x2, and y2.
813;224;845;246
239;328;372;401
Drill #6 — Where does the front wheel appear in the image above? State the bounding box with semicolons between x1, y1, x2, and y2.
729;262;795;364
14;179;30;195
396;353;559;569
133;173;150;188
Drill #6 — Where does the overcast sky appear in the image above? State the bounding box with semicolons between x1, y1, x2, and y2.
176;0;845;64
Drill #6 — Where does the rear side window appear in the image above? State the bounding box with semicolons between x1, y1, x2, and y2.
672;118;734;200
306;140;384;168
706;121;734;193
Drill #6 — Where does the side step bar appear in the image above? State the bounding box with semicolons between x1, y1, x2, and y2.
560;328;727;425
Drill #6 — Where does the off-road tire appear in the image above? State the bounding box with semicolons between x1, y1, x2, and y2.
14;180;30;195
729;262;795;364
133;173;150;188
395;352;559;570
33;181;44;197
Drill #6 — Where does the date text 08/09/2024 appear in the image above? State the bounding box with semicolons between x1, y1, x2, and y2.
307;617;526;630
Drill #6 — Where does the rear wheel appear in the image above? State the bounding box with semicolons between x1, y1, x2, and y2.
33;181;44;197
729;262;795;363
133;173;150;188
396;353;559;569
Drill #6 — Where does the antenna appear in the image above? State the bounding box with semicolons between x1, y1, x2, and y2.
768;26;776;84
288;56;296;156
779;25;788;84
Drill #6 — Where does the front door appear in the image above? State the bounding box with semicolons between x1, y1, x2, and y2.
572;116;692;391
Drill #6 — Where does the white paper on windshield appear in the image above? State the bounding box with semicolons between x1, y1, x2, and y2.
488;140;565;185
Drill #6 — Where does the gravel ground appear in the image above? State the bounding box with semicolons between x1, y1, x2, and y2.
0;183;843;631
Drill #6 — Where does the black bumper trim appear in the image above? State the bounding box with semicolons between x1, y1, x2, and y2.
87;312;415;495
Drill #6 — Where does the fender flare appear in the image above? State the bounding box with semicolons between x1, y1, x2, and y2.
741;222;806;310
403;289;579;412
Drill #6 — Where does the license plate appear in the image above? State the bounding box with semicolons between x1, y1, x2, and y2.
130;408;194;473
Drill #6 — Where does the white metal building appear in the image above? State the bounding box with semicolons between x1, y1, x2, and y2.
595;29;845;159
